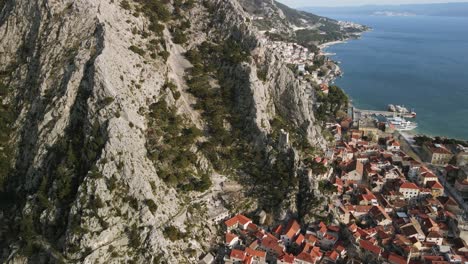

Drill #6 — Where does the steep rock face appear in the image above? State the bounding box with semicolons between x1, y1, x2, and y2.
1;0;181;262
0;0;328;263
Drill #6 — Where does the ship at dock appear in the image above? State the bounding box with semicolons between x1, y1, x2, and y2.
388;104;416;118
386;116;418;131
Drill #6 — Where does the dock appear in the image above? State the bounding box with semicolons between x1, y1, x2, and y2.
354;107;397;117
351;107;397;121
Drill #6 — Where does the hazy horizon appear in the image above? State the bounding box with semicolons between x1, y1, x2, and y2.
276;0;468;8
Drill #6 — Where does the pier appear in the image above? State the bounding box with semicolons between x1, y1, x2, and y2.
351;106;398;121
354;107;397;117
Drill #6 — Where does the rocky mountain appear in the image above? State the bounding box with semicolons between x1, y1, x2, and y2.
0;0;359;263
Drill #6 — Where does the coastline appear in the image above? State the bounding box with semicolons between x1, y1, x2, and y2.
318;40;347;50
320;36;468;142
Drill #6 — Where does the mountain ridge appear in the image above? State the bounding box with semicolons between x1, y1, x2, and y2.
0;0;360;262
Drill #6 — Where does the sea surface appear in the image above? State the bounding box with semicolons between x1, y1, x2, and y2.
320;14;468;140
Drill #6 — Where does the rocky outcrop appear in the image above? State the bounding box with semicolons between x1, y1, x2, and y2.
0;0;329;262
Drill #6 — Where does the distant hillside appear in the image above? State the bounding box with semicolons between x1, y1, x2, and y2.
274;1;337;26
237;0;366;52
303;2;468;17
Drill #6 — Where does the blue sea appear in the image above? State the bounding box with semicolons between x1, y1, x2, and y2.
321;15;468;140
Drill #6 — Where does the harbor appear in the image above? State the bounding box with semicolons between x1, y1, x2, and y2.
351;104;419;132
352;106;416;118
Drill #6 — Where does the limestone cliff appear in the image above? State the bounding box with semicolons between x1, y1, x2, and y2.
0;0;348;262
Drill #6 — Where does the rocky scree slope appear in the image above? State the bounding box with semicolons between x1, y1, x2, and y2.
0;0;337;263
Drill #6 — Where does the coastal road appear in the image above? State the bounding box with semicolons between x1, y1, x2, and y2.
429;164;468;214
396;131;422;163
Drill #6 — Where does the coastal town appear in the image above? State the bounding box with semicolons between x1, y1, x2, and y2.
201;116;468;264
199;36;468;264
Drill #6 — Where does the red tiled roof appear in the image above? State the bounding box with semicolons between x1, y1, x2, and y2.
225;232;238;244
425;143;452;154
261;235;284;255
427;181;444;189
348;223;358;233
359;239;382;255
237;214;252;225
335;244;346;254
247;222;258;231
224;214;252;228
305;234;318;245
400;182;419;190
328;225;340;233
296;252;316;264
230;249;246;261
283;219;301;239
319;221;327;234
225;216;238;227
427;231;442;238
388;253;407;264
273;224;283;234
245;247;266;258
278;253;295;263
326;250;339;261
423;256;445;262
295;233;305;245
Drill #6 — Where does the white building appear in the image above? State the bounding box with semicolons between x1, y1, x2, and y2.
399;182;420;199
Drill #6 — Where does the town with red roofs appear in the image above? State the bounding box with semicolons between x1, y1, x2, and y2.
200;118;468;264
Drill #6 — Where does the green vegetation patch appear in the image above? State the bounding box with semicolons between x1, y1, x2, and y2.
314;85;349;121
145;100;210;192
163;225;185;241
184;39;319;212
0;81;15;191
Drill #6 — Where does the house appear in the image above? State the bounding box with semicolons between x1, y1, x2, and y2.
368;206;392;226
294;233;305;247
358;118;380;142
454;179;468;199
259;233;285;257
225;232;239;248
225;249;246;264
320;83;329;95
296;245;322;264
281;219;301;246
199;253;215;264
437;196;463;215
317;222;328;239
418;167;438;186
399;182;420;199
245;248;267;263
324;250;340;263
304;234;318;246
277;253;295;264
425;231;443;246
295;252;318;264
421;217;439;234
342;160;365;183
336;206;351;224
359;239;382;256
387;139;401;152
320;233;338;249
422;143;454;165
225;214;252;231
427;181;444;198
400;217;426;241
388;252;408;264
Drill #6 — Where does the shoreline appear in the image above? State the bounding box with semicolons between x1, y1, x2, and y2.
319;36;468;142
318;40;347;51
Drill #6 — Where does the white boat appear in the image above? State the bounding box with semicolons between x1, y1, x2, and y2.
388;104;396;112
386;116;418;131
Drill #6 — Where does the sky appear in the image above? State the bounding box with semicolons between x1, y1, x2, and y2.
276;0;468;7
